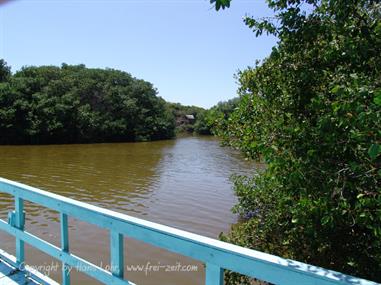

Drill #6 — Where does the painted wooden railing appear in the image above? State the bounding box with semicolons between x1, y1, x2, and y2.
0;177;378;285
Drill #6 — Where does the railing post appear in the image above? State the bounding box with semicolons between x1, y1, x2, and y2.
60;212;70;285
206;263;224;285
110;231;124;278
15;196;25;265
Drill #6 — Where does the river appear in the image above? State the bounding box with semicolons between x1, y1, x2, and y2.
0;136;260;285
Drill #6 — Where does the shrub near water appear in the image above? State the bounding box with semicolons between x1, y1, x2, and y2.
211;0;381;283
0;62;175;144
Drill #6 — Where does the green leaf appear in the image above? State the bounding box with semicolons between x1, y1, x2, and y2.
374;90;381;106
368;144;380;160
331;85;341;94
211;0;231;11
321;216;331;226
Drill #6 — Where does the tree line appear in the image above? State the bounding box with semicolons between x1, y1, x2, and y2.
0;62;179;144
0;60;219;144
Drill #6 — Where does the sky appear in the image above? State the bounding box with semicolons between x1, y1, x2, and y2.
0;0;277;108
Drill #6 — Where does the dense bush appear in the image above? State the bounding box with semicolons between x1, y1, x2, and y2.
193;110;212;135
191;98;240;135
206;98;239;136
0;62;175;144
166;102;205;134
211;0;381;283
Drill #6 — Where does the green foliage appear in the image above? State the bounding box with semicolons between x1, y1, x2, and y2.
179;98;240;135
210;0;232;11
166;102;209;134
214;0;381;283
0;63;175;144
193;110;212;135
206;98;240;137
0;59;11;82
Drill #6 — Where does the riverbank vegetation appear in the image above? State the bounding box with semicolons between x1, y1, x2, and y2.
202;98;239;137
0;61;217;144
166;102;208;134
0;62;176;144
209;0;380;283
172;98;240;136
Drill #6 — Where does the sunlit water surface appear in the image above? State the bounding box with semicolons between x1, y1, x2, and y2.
0;136;260;285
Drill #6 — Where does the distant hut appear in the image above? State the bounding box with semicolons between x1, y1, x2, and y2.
176;114;195;125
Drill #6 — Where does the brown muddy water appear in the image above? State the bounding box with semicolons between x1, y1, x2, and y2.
0;136;260;285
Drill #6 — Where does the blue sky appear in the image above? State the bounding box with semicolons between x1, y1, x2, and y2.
0;0;277;108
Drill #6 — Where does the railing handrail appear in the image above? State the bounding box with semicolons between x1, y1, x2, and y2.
0;177;378;285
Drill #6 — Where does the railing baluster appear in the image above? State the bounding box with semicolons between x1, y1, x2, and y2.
60;212;70;285
110;231;124;278
0;178;377;285
206;263;224;285
15;196;25;265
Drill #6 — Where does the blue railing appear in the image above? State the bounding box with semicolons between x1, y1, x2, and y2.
0;177;378;285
